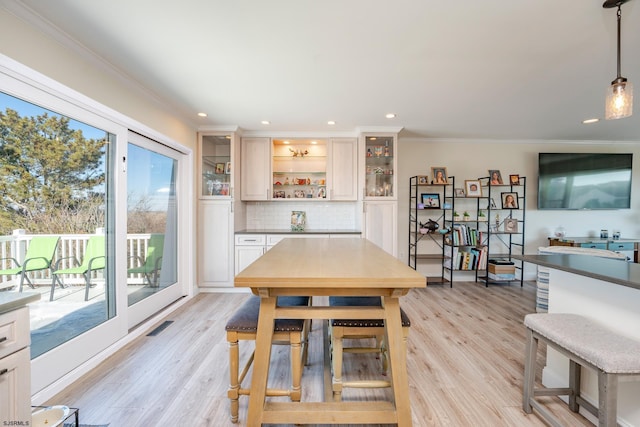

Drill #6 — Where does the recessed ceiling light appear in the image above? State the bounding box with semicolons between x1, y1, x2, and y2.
385;113;396;119
283;140;290;144
261;120;270;125
327;120;336;125
310;140;317;144
582;118;600;124
197;112;207;117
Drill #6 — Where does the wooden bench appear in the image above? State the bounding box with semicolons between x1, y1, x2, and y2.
328;296;411;401
225;295;310;423
523;313;640;427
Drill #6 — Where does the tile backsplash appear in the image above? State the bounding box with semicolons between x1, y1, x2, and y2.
246;201;358;230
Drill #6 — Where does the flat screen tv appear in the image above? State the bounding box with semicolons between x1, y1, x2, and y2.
538;153;632;210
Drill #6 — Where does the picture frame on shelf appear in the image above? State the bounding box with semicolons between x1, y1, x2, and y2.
455;188;465;197
489;170;503;185
509;174;520;185
489;198;497;209
504;218;518;233
421;193;441;209
274;190;286;198
418;176;429;185
431;167;448;185
464;180;482;197
225;161;231;174
501;192;519;209
215;163;225;174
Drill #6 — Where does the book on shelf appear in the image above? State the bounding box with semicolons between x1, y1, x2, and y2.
443;245;488;271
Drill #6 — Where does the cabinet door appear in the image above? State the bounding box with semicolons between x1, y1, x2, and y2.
328;138;357;200
363;201;397;257
199;132;234;199
361;133;397;200
0;347;31;424
241;137;270;200
198;201;233;287
235;246;265;275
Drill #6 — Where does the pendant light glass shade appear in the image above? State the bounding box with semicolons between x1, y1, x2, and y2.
605;78;633;120
604;0;633;120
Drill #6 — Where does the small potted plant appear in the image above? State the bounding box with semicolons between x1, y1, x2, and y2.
478;210;487;221
453;211;461;222
463;211;471;221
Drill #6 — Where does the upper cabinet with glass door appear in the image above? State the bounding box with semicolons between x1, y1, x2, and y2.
272;138;327;200
361;133;397;200
199;132;234;198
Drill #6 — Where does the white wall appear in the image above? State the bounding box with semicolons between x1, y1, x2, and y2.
0;7;195;147
397;138;640;280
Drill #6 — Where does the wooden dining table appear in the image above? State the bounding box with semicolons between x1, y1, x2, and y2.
234;237;426;426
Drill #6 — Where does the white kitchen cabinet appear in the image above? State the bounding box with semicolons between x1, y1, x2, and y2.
198;201;234;287
0;306;31;424
328;138;357;201
199;132;235;199
234;234;267;275
363;201;397;257
360;133;397;200
241;137;271;200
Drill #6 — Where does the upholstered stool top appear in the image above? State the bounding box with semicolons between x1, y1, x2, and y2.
329;296;411;327
524;313;640;374
225;295;309;332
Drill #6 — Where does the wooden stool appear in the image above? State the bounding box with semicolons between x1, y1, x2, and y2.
523;313;640;427
225;295;310;423
328;296;411;401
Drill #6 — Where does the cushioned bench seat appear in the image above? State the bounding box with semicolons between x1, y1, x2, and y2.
225;295;310;423
523;313;640;427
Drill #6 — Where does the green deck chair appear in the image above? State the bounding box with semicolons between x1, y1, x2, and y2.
128;234;164;287
51;235;106;301
0;235;60;292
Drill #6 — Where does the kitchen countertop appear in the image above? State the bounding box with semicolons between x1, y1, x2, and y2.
514;254;640;291
235;229;361;234
0;291;40;315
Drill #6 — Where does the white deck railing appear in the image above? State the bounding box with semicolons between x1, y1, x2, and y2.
0;230;153;289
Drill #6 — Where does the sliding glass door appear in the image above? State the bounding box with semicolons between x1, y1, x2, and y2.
126;133;183;328
1;55;192;395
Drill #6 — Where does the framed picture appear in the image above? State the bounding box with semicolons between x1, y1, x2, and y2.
504;218;518;233
215;163;225;174
509;174;520;185
291;210;306;231
501;192;519;209
464;180;482;197
274;190;286;198
455;188;465;197
418;176;429;185
488;169;503;185
225;161;231;174
421;193;441;209
431;167;448;185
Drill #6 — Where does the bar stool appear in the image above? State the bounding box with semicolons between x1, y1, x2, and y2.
328;296;411;401
225;295;310;423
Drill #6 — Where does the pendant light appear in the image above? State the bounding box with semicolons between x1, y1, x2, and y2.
603;0;633;120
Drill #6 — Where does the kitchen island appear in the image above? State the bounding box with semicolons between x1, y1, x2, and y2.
515;254;640;426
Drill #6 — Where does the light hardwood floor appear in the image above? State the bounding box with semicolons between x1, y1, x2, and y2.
46;282;593;426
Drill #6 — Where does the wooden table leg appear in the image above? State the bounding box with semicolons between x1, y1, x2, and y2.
246;295;277;427
383;296;413;427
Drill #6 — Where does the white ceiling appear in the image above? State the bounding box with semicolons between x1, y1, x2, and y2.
11;0;640;141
